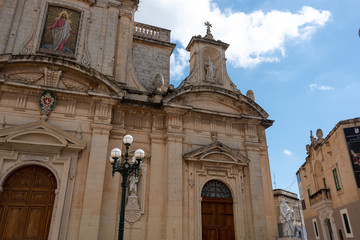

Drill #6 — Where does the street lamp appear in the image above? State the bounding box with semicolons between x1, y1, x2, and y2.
109;134;145;240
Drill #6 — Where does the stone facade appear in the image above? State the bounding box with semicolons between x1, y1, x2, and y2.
297;118;360;240
0;0;278;239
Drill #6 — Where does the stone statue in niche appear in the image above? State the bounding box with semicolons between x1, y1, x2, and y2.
279;198;295;238
205;57;216;81
125;173;141;223
129;174;139;197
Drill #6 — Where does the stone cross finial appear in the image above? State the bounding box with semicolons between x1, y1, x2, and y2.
205;21;212;34
204;21;214;40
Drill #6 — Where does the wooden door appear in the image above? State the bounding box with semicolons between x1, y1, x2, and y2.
0;165;57;240
201;180;235;240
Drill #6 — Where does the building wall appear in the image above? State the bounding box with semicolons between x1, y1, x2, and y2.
297;119;360;240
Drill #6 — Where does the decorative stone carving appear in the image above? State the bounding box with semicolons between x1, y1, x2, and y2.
316;128;324;142
14;95;27;111
279;198;295;238
6;73;43;84
44;67;62;87
125;209;141;224
306;144;310;155
76;124;82;139
246;90;255;101
61;78;89;91
153;73;165;92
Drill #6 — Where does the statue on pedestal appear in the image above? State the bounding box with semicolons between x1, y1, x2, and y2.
125;174;141;223
280;198;295;238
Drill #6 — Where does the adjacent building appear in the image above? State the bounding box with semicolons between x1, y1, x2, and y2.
0;0;278;239
273;189;307;239
297;118;360;240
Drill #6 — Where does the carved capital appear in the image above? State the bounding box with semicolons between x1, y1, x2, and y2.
90;123;113;135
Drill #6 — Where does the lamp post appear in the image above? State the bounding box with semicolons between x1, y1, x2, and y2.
109;134;145;240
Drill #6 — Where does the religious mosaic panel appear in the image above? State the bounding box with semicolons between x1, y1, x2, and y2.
39;5;81;57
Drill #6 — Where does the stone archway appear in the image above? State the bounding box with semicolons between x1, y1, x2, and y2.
0;165;57;239
201;180;235;240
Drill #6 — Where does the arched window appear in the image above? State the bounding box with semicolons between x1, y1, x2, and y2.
201;180;232;199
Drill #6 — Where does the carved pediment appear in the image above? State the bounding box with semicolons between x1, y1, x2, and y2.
165;87;268;118
184;141;249;166
0;56;124;97
0;121;86;151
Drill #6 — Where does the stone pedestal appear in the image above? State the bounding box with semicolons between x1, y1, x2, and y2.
125;195;141;223
126;195;140;210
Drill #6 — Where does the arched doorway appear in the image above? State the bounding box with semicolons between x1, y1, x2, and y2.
0;165;57;240
201;180;235;240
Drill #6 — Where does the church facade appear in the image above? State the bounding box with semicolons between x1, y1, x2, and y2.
0;0;278;239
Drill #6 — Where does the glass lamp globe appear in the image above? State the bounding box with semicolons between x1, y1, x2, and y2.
134;149;145;159
111;148;121;158
123;134;133;145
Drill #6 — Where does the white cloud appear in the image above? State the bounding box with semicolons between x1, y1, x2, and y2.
135;1;331;79
283;149;293;156
309;83;334;91
170;48;189;81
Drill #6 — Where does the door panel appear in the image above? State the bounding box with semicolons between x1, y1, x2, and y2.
201;200;235;240
2;206;25;239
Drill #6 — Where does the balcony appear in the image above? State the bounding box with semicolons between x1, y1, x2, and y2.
310;188;332;210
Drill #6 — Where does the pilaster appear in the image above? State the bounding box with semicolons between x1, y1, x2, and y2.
114;2;137;84
165;132;184;240
163;107;185;240
78;123;112;240
245;141;268;239
146;133;167;240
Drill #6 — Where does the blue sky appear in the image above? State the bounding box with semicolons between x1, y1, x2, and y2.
135;0;360;195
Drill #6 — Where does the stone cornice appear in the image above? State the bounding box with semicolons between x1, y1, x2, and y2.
186;35;229;51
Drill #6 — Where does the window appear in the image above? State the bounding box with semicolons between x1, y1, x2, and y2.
312;218;320;239
307;187;311;204
332;168;341;191
301;199;306;210
340;209;353;238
